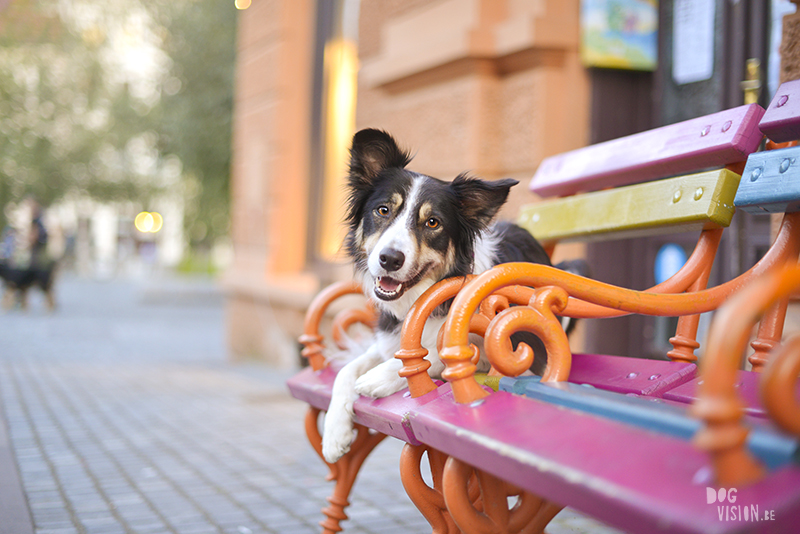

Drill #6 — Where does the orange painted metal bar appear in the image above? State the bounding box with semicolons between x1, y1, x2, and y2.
690;266;800;485
439;213;800;405
482;287;572;382
400;444;461;534
667;229;722;363
760;336;800;438
442;456;562;534
563;227;722;319
304;407;386;533
395;277;473;398
299;280;365;371
748;212;800;369
565;211;800;319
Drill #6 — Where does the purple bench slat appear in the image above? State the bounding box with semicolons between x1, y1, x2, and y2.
760;79;800;143
569;353;696;396
530;104;765;198
409;389;800;534
662;370;800;419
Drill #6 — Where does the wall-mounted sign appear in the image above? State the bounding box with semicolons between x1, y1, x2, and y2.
672;0;716;85
580;0;658;71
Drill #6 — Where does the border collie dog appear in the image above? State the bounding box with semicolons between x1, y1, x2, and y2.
322;129;556;463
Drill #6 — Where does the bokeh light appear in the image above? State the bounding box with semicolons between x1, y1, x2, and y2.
134;211;163;233
234;0;251;10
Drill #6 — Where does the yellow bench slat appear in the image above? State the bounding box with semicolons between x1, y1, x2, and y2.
517;169;742;243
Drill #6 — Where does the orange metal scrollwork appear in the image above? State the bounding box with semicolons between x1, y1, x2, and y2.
691;265;800;485
400;444;479;534
300;280;366;371
395;277;473;398
483;286;572;382
331;304;377;350
442;456;563;534
305;407;386;534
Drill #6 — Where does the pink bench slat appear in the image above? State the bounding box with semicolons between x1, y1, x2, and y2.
530;104;765;198
760;79;800;143
568;353;696;396
409;389;800;534
662;370;800;419
286;366;444;444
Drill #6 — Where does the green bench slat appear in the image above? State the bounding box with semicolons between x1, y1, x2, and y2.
517;169;742;243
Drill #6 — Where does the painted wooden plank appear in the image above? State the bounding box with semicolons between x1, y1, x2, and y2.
530;104;764;198
498;376;797;469
518;169;741;243
409;390;800;534
734;145;800;213
567;352;696;396
759;79;800;143
663;370;800;421
287;366;447;444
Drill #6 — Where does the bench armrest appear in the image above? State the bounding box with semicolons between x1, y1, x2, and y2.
692;265;800;485
299;280;375;371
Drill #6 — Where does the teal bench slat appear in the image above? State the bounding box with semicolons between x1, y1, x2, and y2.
498;375;799;470
735;145;800;213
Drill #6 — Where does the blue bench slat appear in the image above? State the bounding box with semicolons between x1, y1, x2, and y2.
409;389;800;534
734;145;800;213
499;375;798;470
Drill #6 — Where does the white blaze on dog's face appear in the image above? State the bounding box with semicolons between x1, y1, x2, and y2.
358;173;454;317
345;129;518;320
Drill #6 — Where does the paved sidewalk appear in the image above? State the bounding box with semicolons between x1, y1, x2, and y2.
0;275;617;534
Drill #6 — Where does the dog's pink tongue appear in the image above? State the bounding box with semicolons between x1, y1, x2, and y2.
379;277;401;292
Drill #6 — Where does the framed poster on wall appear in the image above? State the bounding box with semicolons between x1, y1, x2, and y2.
580;0;658;71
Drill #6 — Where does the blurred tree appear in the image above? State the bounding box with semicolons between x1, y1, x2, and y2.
0;0;237;251
0;0;164;228
151;0;236;246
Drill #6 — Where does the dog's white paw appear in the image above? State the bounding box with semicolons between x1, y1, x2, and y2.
354;363;406;398
322;409;356;464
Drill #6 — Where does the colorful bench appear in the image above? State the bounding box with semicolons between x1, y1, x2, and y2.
288;81;800;533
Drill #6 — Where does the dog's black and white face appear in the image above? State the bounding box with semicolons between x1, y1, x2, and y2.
345;129;517;320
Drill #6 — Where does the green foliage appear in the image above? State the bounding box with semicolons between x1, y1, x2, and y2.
0;0;237;247
151;0;237;245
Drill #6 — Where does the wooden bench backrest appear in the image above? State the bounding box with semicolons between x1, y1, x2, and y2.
736;80;800;214
517;104;765;245
529;103;765;198
759;78;800;143
518;169;740;243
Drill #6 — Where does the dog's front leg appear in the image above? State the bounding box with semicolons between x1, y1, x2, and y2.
322;344;383;464
354;358;407;398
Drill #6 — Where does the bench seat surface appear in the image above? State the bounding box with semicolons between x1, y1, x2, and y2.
567;353;696;396
408;389;800;534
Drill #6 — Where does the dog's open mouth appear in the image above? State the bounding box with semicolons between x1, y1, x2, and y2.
375;276;404;300
373;264;432;301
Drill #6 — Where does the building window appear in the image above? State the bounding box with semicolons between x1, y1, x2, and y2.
309;0;360;265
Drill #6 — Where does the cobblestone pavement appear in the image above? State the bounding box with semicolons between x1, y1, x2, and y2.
0;275;619;534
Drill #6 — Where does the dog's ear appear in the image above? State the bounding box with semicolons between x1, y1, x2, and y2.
348;129;412;187
451;175;518;228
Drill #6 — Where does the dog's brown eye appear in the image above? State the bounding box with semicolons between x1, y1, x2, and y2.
426;217;440;229
376;206;390;217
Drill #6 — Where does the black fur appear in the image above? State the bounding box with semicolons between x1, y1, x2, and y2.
0;261;56;310
344;129;577;376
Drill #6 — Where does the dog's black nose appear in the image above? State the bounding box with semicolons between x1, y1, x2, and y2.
379;249;405;272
